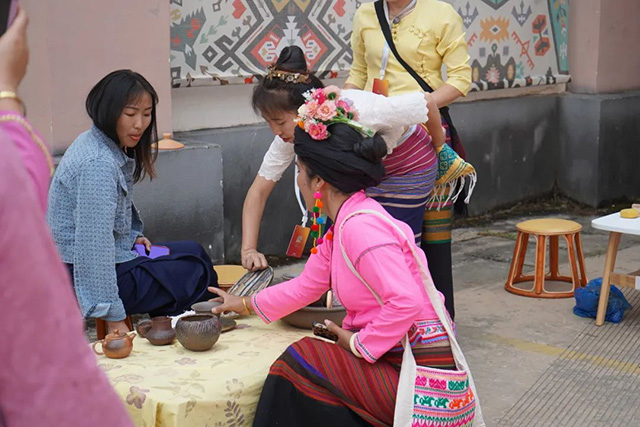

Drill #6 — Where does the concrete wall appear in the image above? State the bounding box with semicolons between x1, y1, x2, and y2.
597;94;640;201
169;91;640;262
455;96;560;215
21;0;173;153
132;143;225;264
559;91;640;206
172;85;259;132
557;94;601;206
176;126;301;261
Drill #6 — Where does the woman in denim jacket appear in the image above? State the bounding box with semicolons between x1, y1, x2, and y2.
47;70;217;334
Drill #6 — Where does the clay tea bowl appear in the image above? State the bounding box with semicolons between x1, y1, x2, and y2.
191;301;222;317
175;314;222;351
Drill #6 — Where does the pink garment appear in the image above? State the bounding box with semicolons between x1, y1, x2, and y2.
253;191;445;363
0;111;52;211
0;137;132;426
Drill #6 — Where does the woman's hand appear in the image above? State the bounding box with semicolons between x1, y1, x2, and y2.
135;236;152;252
208;287;251;316
241;248;269;271
324;319;354;352
0;8;28;93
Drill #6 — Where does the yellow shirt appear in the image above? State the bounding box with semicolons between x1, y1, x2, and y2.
346;0;472;97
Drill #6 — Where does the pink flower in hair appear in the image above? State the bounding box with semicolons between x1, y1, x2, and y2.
335;99;350;113
304;100;319;118
324;85;341;98
316;100;337;121
312;89;326;104
306;122;329;140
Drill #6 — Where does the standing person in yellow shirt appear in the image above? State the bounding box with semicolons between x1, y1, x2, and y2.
345;0;473;319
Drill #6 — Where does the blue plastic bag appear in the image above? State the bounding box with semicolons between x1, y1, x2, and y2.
573;277;632;323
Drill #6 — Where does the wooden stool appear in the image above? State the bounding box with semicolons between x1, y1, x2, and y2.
213;264;248;291
96;316;133;340
505;218;588;298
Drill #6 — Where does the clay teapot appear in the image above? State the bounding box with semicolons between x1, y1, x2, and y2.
136;316;176;346
92;330;136;359
175;314;221;352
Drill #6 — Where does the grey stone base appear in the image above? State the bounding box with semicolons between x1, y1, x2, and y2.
558;91;640;206
132;143;225;263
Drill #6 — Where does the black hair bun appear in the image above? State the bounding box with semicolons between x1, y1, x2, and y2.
275;46;308;73
353;132;387;164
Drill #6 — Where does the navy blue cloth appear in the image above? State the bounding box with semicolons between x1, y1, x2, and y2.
67;240;218;318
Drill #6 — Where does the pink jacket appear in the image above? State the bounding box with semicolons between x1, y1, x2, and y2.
0;126;132;426
253;191;445;363
1;112;51;212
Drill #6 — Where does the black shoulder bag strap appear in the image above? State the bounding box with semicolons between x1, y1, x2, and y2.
373;0;460;146
374;0;435;93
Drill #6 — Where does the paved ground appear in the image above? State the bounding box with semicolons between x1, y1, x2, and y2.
273;213;640;426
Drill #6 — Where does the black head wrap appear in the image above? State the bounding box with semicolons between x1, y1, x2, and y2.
293;123;387;193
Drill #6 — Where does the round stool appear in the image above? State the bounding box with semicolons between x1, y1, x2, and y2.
213;264;248;290
505;218;588;298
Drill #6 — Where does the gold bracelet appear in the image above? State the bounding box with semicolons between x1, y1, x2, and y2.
241;297;251;316
0;91;26;116
0;114;54;177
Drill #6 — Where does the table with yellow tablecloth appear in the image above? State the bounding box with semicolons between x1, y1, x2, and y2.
95;316;311;426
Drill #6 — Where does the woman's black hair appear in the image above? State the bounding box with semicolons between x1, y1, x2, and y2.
251;46;324;116
294;123;387;194
86;69;158;182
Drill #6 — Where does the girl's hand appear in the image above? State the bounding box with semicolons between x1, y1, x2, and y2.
241;248;269;271
324;319;354;352
135;236;152;252
208;287;250;316
424;92;445;147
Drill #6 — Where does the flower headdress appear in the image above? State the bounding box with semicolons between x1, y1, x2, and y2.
265;64;311;84
296;86;374;141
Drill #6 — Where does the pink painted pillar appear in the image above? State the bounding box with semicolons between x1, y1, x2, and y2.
569;0;640;94
20;0;172;153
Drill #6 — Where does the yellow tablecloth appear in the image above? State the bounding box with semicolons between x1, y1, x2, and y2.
96;316;311;426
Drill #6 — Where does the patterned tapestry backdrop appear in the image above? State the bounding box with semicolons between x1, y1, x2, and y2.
169;0;569;91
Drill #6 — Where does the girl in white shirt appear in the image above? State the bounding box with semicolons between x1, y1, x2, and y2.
242;46;444;271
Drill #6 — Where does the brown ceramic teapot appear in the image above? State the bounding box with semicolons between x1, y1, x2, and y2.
92;329;136;359
136;316;176;346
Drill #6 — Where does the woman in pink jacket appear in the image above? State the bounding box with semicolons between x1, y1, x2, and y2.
210;87;456;426
0;9;132;426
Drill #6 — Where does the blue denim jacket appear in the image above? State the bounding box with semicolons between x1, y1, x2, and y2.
47;126;143;321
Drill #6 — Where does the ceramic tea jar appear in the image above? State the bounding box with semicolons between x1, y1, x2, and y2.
92;330;136;359
175;314;221;351
136;316;175;346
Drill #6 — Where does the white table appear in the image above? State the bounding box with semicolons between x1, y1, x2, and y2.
591;212;640;325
